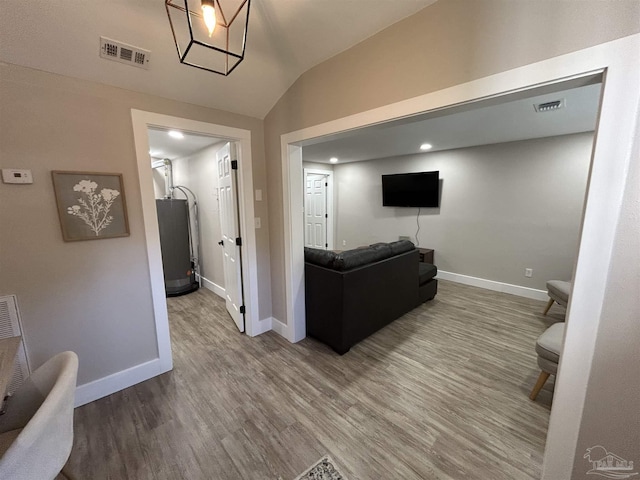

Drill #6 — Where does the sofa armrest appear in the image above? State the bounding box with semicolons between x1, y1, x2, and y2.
304;264;350;353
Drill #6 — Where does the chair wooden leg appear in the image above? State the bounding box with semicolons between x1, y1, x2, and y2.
530;371;551;400
542;298;554;316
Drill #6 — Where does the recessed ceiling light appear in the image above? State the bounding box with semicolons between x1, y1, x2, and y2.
420;143;433;151
330;157;338;164
168;130;184;139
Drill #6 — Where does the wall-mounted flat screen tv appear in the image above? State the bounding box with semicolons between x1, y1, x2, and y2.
382;171;440;207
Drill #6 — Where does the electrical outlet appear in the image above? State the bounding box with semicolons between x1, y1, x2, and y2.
342;240;346;246
399;236;411;241
525;268;533;278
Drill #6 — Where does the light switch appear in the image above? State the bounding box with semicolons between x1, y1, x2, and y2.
2;169;33;184
255;189;262;201
254;217;261;229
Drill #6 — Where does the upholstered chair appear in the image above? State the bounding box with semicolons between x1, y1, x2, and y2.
0;351;78;480
530;323;564;401
543;280;571;315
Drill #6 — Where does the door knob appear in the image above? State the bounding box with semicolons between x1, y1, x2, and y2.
218;240;224;246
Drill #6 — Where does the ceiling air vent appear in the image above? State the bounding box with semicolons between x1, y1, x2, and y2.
534;99;565;112
100;37;150;70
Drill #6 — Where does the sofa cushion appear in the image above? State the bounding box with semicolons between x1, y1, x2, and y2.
333;245;392;271
304;248;338;268
368;242;393;258
389;240;415;256
305;240;416;272
418;263;437;285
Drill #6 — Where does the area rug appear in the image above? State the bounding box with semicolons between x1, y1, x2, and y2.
292;455;348;480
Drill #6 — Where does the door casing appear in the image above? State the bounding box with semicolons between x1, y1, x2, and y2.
131;111;262;372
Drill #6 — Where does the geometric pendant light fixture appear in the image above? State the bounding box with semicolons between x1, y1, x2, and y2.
165;0;251;76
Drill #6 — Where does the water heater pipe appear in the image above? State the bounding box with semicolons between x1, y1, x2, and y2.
163;159;173;199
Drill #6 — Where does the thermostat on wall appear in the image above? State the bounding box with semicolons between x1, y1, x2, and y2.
2;169;33;184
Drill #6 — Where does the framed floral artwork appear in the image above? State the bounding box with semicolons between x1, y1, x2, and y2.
52;171;130;241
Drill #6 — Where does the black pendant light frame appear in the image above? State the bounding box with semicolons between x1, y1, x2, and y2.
165;0;250;76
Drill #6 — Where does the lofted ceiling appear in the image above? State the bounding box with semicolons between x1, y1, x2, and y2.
0;0;437;119
302;82;602;164
6;0;601;161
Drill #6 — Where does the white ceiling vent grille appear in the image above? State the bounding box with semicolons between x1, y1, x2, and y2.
100;37;150;70
534;99;565;112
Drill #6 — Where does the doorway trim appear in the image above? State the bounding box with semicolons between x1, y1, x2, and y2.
280;34;640;479
131;111;261;370
303;168;334;250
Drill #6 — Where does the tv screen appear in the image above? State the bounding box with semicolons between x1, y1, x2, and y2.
382;171;440;207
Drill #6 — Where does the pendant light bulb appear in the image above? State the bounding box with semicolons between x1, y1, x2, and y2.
201;1;216;37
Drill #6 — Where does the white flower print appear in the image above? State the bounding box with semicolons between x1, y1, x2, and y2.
67;180;120;236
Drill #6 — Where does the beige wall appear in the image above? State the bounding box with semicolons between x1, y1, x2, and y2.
331;133;593;290
0;63;270;386
264;0;640;324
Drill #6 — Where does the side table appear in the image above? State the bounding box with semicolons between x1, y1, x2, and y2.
418;248;434;264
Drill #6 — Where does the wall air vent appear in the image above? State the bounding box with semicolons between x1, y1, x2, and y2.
0;295;31;396
534;99;565;112
100;37;150;70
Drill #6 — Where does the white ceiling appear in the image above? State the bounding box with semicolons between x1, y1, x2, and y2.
147;127;224;161
0;0;436;119
302;82;602;164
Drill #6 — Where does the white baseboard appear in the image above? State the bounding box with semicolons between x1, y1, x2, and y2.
436;270;548;301
199;275;225;299
271;317;290;340
200;277;272;338
251;316;273;336
74;358;168;407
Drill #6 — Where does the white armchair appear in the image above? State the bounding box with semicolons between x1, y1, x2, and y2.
0;351;78;480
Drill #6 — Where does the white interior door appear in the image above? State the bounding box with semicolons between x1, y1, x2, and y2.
217;142;244;332
304;173;328;249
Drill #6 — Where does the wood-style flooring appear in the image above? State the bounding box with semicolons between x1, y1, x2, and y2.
67;280;564;479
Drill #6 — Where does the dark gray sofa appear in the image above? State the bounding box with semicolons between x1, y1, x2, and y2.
304;240;437;354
